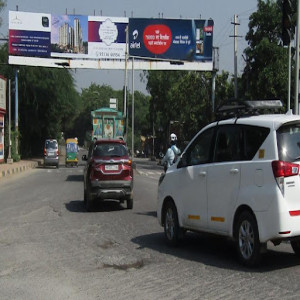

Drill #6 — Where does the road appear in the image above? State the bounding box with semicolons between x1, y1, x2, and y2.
0;155;300;299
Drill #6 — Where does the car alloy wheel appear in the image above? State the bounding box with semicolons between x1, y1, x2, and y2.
239;219;254;260
236;211;261;266
164;201;180;246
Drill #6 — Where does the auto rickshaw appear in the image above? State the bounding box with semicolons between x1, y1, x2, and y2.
65;138;79;167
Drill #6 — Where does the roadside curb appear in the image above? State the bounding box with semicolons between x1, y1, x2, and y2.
0;160;39;179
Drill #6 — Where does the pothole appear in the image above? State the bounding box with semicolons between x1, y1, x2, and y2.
102;256;144;270
98;240;116;249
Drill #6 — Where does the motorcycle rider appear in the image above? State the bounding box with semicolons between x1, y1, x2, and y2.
161;133;181;171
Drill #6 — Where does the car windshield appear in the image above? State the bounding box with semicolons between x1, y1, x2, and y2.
45;140;57;149
277;122;300;161
94;144;127;157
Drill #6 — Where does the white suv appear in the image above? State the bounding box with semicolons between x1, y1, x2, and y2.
157;100;300;266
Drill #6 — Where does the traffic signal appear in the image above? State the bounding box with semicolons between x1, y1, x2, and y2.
282;0;292;46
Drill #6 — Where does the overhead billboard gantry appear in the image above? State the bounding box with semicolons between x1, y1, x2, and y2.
8;10;214;71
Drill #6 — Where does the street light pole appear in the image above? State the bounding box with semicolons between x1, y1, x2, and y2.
131;57;135;161
15;69;19;155
7;80;13;163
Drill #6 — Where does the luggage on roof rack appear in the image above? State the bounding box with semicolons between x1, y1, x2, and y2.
215;99;283;120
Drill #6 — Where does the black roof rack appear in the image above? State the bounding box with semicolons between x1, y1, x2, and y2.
215;99;283;121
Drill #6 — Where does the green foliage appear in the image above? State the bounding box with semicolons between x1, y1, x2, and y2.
17;66;80;156
146;70;234;150
0;42;81;157
0;0;6;27
126;91;151;151
72;83;151;149
242;0;292;106
71;83;124;145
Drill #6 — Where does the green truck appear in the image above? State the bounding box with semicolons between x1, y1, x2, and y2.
91;108;125;141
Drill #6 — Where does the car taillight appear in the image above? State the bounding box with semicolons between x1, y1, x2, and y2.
44;148;46;156
125;159;132;166
272;160;299;195
272;160;299;178
57;150;59;156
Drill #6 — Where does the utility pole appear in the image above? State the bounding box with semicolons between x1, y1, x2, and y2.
230;15;241;99
294;0;300;114
123;26;129;140
131;57;135;161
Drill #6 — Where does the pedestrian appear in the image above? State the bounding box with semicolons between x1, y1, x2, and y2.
161;133;181;171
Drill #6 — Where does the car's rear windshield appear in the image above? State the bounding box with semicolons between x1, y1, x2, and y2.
94;143;128;157
45;140;57;149
277;121;300;162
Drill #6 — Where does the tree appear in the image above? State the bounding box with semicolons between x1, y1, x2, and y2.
146;70;234;151
242;0;296;105
0;0;6;27
0;41;81;157
17;66;80;156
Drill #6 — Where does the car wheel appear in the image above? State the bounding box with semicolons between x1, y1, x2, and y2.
126;197;133;209
291;240;300;257
235;211;261;267
56;164;59;169
163;201;181;246
83;187;87;204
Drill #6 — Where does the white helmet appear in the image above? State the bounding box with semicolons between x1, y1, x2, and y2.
170;133;177;141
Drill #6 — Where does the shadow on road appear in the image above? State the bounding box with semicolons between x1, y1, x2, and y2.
65;174;84;182
132;232;300;272
65;199;126;213
135;211;157;218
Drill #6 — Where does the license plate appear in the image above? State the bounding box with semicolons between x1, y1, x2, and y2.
105;164;118;171
49;151;55;156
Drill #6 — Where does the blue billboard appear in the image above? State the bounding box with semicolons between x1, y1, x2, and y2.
129;18;214;62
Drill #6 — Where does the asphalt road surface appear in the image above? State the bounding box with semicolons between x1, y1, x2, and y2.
0;156;300;299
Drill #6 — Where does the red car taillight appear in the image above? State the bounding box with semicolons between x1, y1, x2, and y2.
272;160;299;195
57;150;59;156
125;159;132;166
44;148;46;156
272;160;299;178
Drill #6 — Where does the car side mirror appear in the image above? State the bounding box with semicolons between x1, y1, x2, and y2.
82;154;87;161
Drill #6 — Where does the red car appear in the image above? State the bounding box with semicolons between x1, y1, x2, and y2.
82;139;133;211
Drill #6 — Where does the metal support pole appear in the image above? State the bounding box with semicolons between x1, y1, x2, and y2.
15;70;18;155
212;71;216;112
288;41;291;111
8;80;12;163
294;0;300;115
123;26;128;119
131;57;135;161
234;15;238;99
123;26;129;141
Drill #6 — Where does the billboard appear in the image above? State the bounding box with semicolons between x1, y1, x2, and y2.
8;11;214;71
9;11;51;57
128;18;214;62
9;11;128;60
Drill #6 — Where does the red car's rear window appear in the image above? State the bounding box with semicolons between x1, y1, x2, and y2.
93;143;128;157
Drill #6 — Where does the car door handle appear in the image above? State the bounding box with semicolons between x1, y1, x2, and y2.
230;168;239;174
199;171;207;177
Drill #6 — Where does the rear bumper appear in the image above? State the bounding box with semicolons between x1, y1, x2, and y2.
44;157;59;166
256;208;300;243
90;179;133;200
66;159;78;163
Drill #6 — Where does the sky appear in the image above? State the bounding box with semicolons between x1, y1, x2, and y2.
1;0;258;94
